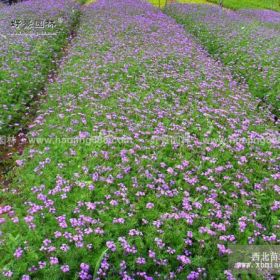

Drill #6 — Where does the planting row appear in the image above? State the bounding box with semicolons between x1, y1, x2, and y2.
165;4;280;117
0;0;80;136
239;9;280;26
1;0;280;279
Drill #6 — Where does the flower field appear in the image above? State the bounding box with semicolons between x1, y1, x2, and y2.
0;0;80;136
166;4;280;117
0;0;280;279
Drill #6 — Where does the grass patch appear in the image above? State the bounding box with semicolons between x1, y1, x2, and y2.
78;0;96;4
207;0;280;11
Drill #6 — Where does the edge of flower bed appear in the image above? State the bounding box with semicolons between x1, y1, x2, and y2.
0;4;82;187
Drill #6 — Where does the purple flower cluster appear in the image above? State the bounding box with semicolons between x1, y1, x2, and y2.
239;9;280;24
79;263;92;280
0;0;279;279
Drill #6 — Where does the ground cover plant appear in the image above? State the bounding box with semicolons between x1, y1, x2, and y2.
0;0;280;279
165;4;280;117
206;0;280;11
0;0;80;136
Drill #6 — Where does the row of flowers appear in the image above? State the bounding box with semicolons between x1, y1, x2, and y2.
239;9;280;25
165;4;280;117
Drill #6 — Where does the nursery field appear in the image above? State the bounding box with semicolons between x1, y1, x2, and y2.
0;0;280;280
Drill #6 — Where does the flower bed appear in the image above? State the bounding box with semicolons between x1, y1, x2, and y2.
0;0;279;279
0;0;80;135
166;4;280;117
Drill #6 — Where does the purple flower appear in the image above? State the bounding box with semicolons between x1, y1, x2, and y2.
146;202;154;209
136;257;146;265
60;265;70;273
50;257;59;265
14;247;23;259
177;255;191;265
217;244;232;255
80;263;90;271
187;271;200;280
2;271;13;278
271;201;280;211
106;241;117;252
